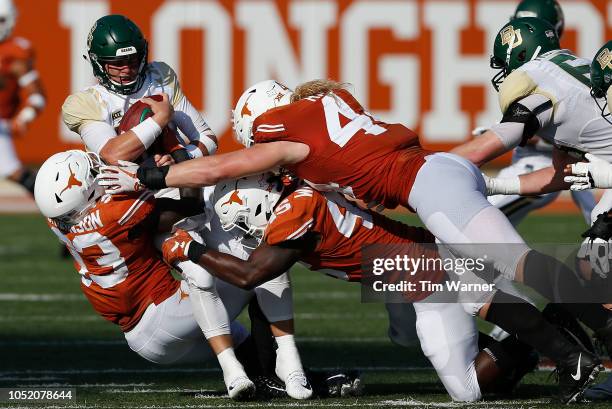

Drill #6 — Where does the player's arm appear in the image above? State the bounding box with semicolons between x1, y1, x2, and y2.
452;94;553;167
11;50;45;134
99;94;174;164
172;88;217;158
163;229;308;290
97;141;309;192
486;147;574;196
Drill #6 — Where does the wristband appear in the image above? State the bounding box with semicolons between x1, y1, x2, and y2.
187;241;207;263
486;175;521;195
131;117;162;149
137;165;169;189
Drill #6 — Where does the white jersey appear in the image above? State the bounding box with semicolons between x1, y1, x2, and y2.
62;61;216;158
499;49;612;161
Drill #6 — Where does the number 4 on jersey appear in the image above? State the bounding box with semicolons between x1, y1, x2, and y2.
322;95;386;147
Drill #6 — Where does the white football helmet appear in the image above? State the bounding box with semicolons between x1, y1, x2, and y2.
0;0;16;42
34;150;104;227
213;173;284;246
232;80;293;147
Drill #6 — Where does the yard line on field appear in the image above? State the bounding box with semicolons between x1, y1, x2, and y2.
0;293;85;301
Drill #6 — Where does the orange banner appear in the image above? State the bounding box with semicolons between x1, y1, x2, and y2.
11;0;612;164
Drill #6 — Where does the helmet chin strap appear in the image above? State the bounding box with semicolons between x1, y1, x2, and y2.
530;46;542;62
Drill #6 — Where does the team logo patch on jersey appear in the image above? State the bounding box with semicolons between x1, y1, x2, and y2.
597;49;612;70
501;26;523;49
111;110;122;123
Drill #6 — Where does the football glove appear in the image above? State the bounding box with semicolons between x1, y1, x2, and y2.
162;228;196;266
564;153;612;191
97;160;144;194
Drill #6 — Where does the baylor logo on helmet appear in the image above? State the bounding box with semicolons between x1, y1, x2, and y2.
501;26;523;49
597;49;612;70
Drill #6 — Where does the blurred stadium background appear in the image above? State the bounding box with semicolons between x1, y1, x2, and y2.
2;0;612;407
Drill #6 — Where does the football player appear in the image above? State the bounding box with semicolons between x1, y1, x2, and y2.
484;0;595;225
99;72;612;402
161;173;601;403
62;15;215;165
33;150;313;400
0;0;45;194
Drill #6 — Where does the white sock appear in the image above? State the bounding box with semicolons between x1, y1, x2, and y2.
275;334;304;380
217;347;246;384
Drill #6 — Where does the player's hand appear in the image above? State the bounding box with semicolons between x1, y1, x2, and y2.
564;153;612;190
141;93;174;128
162;228;196;266
154;154;175;167
97;161;145;194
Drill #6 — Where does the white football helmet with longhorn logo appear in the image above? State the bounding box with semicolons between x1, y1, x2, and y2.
232;80;292;147
34;150;105;227
213;173;284;246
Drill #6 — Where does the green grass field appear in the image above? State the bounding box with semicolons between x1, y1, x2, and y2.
0;213;609;408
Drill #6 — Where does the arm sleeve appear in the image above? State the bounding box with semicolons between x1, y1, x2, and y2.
173;94;218;156
490;93;553;149
79;121;117;154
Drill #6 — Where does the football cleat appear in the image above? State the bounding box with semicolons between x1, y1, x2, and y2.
556;350;603;404
253;375;287;399
226;375;256;401
284;371;313;400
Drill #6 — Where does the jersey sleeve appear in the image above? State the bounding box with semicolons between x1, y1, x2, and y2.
62;89;106;133
252;109;289;143
149;61;184;107
101;191;156;230
265;189;318;245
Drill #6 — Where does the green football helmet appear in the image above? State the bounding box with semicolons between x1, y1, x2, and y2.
86;15;148;95
490;17;560;91
591;41;612;123
513;0;565;38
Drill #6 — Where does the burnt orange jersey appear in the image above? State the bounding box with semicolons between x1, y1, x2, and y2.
264;187;445;300
0;36;32;118
253;89;433;209
48;191;179;332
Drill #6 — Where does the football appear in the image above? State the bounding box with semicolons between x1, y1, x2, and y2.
119;94;184;157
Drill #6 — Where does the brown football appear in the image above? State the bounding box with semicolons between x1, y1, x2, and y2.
118;94;183;156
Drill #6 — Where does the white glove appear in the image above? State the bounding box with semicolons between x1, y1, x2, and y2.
564;153;612;191
576;236;611;279
482;174;521;196
96;160;145;194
